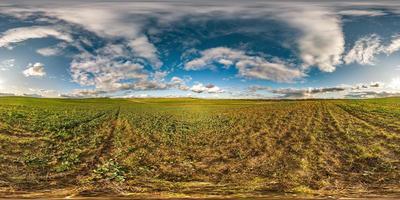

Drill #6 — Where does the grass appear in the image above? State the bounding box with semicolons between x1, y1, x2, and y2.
0;97;399;198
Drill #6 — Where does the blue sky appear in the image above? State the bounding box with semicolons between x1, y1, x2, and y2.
1;1;400;98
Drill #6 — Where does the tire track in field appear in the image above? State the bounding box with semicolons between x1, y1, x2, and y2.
266;102;317;182
321;103;357;172
334;103;400;140
335;104;400;134
330;103;400;158
0;130;49;140
96;106;120;161
57;112;109;132
0;112;107;139
0;111;114;190
312;103;345;179
328;103;400;150
0;110;114;188
76;106;121;173
329;103;400;186
334;104;400;160
37;107;121;186
307;102;399;188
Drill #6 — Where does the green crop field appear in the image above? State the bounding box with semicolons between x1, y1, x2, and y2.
0;97;399;198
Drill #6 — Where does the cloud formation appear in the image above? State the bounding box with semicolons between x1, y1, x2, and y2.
23;63;46;77
259;80;398;99
280;8;344;72
345;34;400;65
385;36;400;54
129;36;162;69
169;76;190;91
190;83;224;93
36;43;67;56
0;26;72;48
0;1;400;98
344;34;382;65
185;47;305;82
338;10;386;16
0;59;15;71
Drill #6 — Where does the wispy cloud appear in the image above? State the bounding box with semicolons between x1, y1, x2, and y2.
0;59;15;71
344;34;382;65
344;34;400;65
338;10;386;16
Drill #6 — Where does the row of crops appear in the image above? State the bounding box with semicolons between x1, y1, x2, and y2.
0;97;119;190
0;97;399;195
113;99;400;194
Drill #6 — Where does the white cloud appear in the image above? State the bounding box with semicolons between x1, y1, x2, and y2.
4;1;400;97
344;79;400;98
26;88;60;97
45;6;142;39
67;40;167;93
2;2;347;73
169;76;190;91
280;8;345;72
384;36;400;54
388;77;400;90
44;6;163;69
0;26;72;48
0;59;15;71
36;47;60;56
184;47;304;83
338;10;386;16
23;62;46;77
152;70;168;81
36;43;67;56
0;1;347;92
70;53;149;90
344;34;400;65
190;83;224;94
344;34;382;65
218;59;233;67
129;36;162;69
115;93;150;98
170;76;184;85
235;58;304;83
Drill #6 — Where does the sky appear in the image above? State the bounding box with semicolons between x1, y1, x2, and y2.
1;0;400;99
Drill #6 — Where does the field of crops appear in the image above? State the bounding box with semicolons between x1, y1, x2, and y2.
0;97;399;198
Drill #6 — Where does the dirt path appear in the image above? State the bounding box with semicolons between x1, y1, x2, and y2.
97;107;120;161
